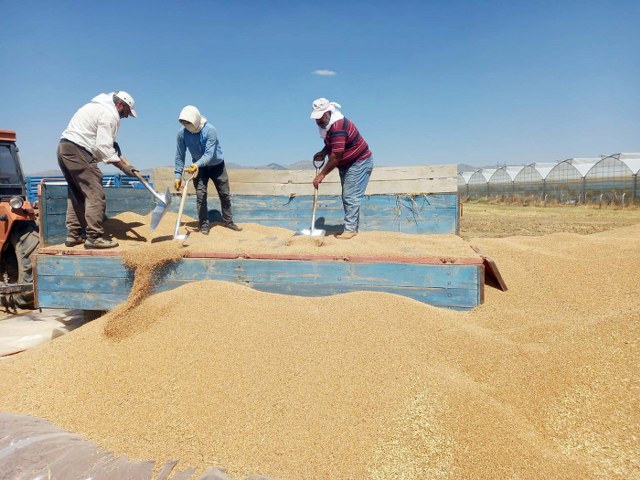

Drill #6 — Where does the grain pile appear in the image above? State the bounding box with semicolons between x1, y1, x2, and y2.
1;223;639;479
57;211;481;260
103;242;185;340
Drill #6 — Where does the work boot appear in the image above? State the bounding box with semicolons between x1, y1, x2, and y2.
200;225;210;235
224;222;242;232
84;237;119;249
64;235;86;247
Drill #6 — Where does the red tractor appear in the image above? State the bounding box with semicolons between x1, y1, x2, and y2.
0;130;39;310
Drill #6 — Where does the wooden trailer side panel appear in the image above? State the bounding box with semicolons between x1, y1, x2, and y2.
34;255;483;311
39;184;459;246
39;185;155;247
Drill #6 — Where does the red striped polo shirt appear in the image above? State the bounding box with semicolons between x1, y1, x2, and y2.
324;117;372;166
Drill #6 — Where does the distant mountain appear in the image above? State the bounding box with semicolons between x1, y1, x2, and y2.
287;160;314;169
265;163;287;170
225;162;246;169
228;160;314;170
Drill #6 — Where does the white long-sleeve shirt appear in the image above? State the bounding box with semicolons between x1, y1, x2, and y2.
61;93;121;164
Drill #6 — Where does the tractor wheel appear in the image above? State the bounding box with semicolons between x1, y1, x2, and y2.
3;221;39;309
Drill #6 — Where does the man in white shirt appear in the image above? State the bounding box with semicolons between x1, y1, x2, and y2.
57;91;138;249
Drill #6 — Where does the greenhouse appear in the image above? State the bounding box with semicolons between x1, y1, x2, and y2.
585;153;640;203
458;153;640;204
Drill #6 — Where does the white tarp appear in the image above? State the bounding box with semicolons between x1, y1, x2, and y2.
0;309;87;357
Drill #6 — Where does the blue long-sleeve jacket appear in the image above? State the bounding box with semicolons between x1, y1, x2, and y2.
174;122;224;178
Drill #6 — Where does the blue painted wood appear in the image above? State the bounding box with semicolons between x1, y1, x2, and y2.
41;184;459;246
36;285;476;311
158;259;480;288
36;292;128;311
35;255;481;311
41;184;156;246
37;185;470;311
36;275;133;293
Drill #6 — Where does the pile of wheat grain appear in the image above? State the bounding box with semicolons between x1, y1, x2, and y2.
58;211;481;260
0;224;638;479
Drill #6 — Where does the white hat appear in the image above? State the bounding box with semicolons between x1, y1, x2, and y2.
114;91;137;118
310;97;341;119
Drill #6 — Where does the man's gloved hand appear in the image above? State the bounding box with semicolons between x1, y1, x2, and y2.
174;178;183;191
120;162;137;177
185;164;198;176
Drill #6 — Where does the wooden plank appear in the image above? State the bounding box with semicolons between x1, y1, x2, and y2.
36;275;133;294
185;194;459;234
38;270;478;310
228;178;456;196
36;283;478;311
35;255;482;283
151;165;458;196
35;255;129;274
471;246;508;291
36;291;128;310
35;255;483;311
37;248;483;265
154;259;482;289
369;165;457;181
152;165;457;183
153;281;479;310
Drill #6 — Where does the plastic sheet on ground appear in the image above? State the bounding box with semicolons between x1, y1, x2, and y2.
0;413;275;480
0;309;87;357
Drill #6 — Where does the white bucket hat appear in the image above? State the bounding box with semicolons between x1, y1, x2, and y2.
114;91;136;117
310;98;341;119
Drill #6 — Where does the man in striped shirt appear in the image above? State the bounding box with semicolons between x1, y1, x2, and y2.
310;98;374;239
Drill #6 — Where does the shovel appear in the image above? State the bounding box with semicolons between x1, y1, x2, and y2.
173;172;196;240
120;156;171;230
294;158;326;237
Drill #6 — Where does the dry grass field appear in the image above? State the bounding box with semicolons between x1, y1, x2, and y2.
460;201;640;238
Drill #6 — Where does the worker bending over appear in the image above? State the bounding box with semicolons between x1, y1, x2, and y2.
310;98;373;239
174;105;241;235
57;91;139;249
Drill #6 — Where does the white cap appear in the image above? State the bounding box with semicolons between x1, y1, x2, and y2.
114;91;137;118
310;97;341;119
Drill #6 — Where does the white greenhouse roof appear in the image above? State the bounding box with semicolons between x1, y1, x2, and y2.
457;152;639;184
562;158;601;177
503;165;525;180
479;169;497;182
532;163;557;179
460;171;475;182
603;153;640;174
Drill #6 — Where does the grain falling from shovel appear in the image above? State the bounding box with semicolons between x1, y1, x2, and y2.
103;242;185;340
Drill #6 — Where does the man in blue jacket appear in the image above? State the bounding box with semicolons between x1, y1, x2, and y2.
174;105;241;234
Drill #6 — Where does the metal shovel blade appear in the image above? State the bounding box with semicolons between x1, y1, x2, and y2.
149;188;172;231
294;227;326;237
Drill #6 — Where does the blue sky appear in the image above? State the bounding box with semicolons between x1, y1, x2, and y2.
2;0;639;174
